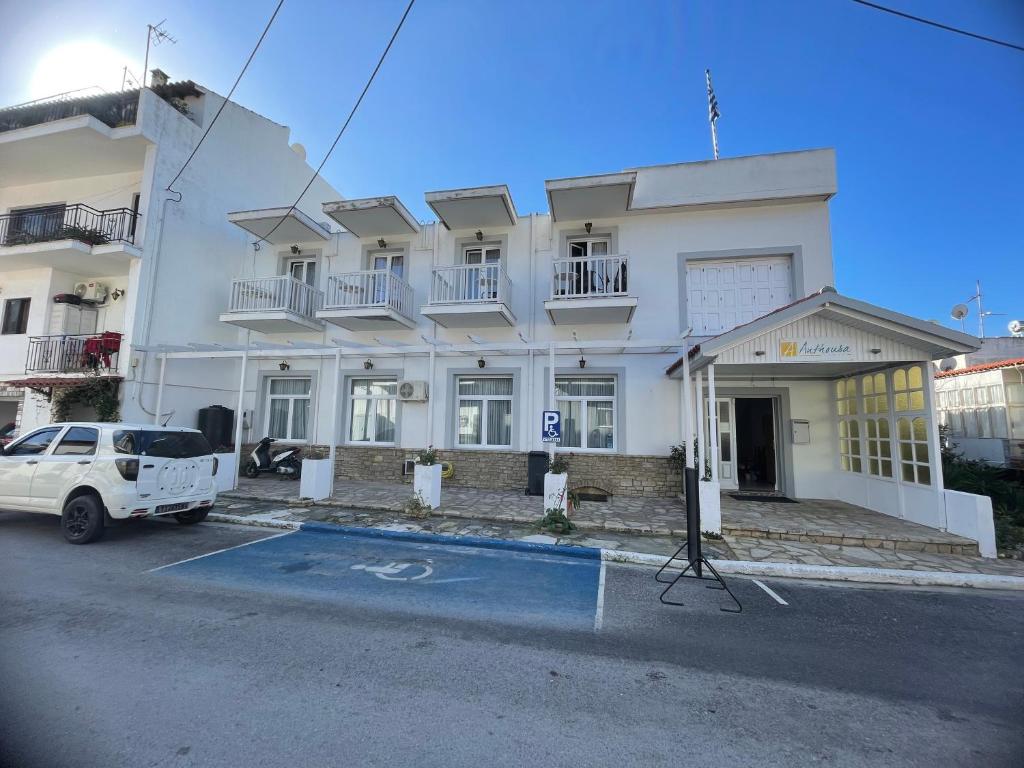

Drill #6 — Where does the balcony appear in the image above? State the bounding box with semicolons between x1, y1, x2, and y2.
316;270;416;331
25;332;122;374
0;203;141;275
421;264;516;328
219;275;324;333
544;254;637;325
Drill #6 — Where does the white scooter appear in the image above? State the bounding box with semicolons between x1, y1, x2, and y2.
243;437;302;480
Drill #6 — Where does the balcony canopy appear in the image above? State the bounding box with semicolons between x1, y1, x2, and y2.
545;171;636;222
322;196;420;238
227;207;330;245
425;184;518;230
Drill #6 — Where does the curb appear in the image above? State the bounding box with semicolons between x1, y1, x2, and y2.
208;513;1024;591
602;549;1024;591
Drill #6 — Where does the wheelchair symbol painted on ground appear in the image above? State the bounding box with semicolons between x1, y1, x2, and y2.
351;559;434;581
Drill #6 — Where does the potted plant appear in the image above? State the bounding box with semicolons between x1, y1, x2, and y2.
543;454;569;516
538;487;576;534
413;446;441;510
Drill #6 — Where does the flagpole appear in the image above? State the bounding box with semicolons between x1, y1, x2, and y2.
705;69;720;160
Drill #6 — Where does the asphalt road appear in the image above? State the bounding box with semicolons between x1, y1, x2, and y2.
1;511;1022;768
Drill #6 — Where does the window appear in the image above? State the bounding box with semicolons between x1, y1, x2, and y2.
862;373;888;415
266;378;311;441
893;365;925;412
836;378;861;473
370;250;404;303
53;427;98;456
349;378;397;444
556;376;616;451
114;430;212;457
7;427;62;456
5;204;65;244
568;237;610;259
864;418;893;478
1008;383;1024;440
456;376;513;448
1;298;30;335
288;258;317;286
897;416;931;485
462;245;501;301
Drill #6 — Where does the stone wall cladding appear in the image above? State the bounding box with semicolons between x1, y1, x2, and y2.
317;445;681;498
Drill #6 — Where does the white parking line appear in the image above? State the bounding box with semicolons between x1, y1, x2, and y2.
752;578;789;606
594;560;607;631
146;531;295;573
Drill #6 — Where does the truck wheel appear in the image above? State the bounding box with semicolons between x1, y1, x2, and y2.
174;507;210;525
62;494;105;544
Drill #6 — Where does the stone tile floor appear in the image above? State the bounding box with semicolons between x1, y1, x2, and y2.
219;480;1024;577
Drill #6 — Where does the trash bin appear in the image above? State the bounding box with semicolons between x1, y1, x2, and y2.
526;450;549;496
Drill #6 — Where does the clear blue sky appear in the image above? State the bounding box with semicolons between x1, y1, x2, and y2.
3;0;1022;334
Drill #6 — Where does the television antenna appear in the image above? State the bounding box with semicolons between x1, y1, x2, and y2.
960;280;1003;339
143;19;177;86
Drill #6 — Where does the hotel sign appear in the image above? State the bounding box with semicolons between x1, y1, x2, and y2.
779;338;854;361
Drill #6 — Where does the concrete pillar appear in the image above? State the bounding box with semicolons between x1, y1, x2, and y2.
327;348;342;495
231;348;248;491
708;362;719;483
696;369;706;478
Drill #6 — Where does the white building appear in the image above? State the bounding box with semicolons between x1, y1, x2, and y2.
140;147;993;552
0;72;339;434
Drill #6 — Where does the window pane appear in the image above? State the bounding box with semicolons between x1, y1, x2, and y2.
862;375;874;395
918;465;931;485
874;373;887;394
912;417;927;442
53;427;98;456
881;459;893;478
270;378;310;395
720;432;732;462
894;369;907;391
586;401;614;449
915;442;929;463
556;376;614;397
895;393;909;412
268;400;289;439
10;427;61;455
1007;384;1024;404
562;400;582;448
458;400;482;445
908;366;923;389
458;377;513;396
835;381;845;400
486;399;512;446
375;398;395;443
291;399;309;441
350;399;370;441
909;391;925;411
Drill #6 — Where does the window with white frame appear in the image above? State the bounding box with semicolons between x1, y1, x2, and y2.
893;365;930;485
456;376;513;448
836;378;862;473
556;376;616;451
461;244;501;301
266;378;311;441
861;373;892;478
349;379;397;444
1008;383;1024;440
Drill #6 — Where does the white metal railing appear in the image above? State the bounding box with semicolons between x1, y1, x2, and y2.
551;254;629;299
227;275;323;318
429;264;512;305
323;270;414;319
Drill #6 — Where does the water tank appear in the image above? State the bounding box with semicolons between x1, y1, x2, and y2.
526;451;548;496
197;405;234;450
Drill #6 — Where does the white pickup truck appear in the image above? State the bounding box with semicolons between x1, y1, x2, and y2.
0;423;218;544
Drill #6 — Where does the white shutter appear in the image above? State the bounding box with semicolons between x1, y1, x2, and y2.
687;257;792;335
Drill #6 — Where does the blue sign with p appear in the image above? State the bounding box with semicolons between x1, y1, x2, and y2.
542;410;561;443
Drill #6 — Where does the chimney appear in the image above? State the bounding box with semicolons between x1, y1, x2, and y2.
149;68;169;88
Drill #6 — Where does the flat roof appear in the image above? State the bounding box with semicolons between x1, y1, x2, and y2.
424;185;518;230
322;196;420;238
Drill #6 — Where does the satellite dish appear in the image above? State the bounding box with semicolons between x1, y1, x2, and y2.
950;303;969;321
1009;320;1024;336
939;358;957;372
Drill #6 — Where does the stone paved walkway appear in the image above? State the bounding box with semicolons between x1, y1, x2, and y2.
216;488;1024;578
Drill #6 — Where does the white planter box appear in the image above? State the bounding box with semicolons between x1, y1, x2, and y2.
214;452;237;492
544;472;568;514
413;463;442;509
698;480;722;534
300;458;332;501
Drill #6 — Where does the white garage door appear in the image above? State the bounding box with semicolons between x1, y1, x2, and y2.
687;257;793;336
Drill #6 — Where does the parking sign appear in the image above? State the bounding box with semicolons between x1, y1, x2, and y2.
542;410;561;443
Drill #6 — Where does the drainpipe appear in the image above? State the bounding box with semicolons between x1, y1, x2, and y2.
231;337;249;491
154;355;166;426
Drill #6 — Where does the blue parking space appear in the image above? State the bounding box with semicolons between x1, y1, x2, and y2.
156;527;604;630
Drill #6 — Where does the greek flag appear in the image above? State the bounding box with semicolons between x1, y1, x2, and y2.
705;69;720;123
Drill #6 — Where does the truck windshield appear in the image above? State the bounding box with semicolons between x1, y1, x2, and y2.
113;430;212;458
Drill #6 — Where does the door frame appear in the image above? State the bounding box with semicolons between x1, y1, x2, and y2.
709;390;793;496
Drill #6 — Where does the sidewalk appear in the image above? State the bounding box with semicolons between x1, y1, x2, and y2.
214;492;1024;585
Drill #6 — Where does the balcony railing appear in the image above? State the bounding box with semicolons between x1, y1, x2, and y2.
551;254;629;299
227;275;323;318
0;204;139;248
324;270;414;318
26;332;122;374
0;90;139;133
429;264;512;305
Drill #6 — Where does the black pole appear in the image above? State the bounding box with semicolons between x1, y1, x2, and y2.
683;466;702;568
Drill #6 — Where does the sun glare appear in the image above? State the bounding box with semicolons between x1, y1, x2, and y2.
29;41;141;100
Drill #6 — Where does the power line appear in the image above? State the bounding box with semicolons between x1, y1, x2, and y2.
260;0;417;244
850;0;1024;53
165;0;286;194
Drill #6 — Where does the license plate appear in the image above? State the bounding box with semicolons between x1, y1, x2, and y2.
156;502;189;514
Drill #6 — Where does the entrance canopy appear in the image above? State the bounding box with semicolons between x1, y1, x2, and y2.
667;287;979;379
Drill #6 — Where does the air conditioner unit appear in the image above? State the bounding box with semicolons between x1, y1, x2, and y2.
74;281;109;303
397;380;428;401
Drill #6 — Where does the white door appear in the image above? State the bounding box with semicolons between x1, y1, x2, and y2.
288;258;317;286
464;246;500;300
372;251;404;303
0;426;64;509
30;426;98;510
708;398;737;489
687;257;792;335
